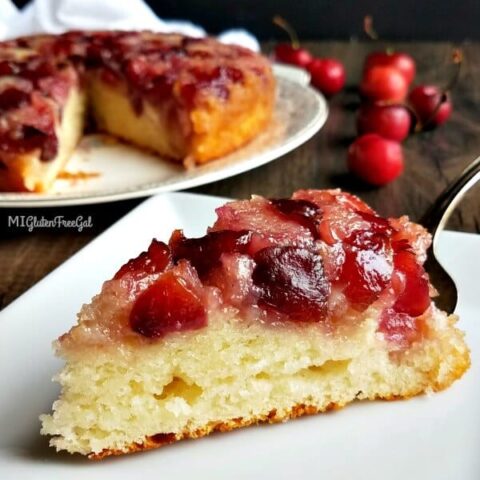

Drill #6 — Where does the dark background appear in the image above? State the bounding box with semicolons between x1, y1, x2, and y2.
12;0;480;41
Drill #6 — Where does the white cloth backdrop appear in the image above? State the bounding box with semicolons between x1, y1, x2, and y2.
0;0;260;51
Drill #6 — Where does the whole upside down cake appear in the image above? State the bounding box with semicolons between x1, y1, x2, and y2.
0;31;275;192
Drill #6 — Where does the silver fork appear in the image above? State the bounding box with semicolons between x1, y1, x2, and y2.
420;155;480;314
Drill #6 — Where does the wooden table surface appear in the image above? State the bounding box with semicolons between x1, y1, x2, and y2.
1;41;479;309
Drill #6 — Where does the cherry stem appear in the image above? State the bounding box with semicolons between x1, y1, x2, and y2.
273;15;300;49
409;105;423;133
364;16;397;55
363;15;379;41
444;48;463;93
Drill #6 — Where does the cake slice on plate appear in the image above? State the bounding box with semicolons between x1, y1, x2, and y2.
40;189;469;458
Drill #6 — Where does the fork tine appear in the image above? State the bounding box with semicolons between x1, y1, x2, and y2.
421;154;480;314
421;155;480;237
424;254;458;313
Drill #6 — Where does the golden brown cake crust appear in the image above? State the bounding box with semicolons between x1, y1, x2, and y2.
90;403;341;460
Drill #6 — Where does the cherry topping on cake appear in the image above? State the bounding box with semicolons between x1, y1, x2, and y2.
269;198;319;237
212;196;315;248
22;59;58;84
0;125;58;161
252;246;330;321
338;229;393;309
205;253;255;308
0;60;19;76
114;240;171;280
169;229;253;277
36;131;58;161
0;88;30;112
113;189;432;347
377;246;430;347
179;65;244;106
129;271;207;338
292;190;378;244
378;308;421;347
391;249;430;317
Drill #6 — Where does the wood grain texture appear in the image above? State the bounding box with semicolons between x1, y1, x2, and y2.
1;41;479;309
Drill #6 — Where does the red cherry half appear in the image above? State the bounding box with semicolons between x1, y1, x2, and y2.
308;58;346;96
392;249;430;317
408;85;452;128
114;239;171;280
347;133;404;186
364;51;416;85
357;104;411;142
360;66;408;103
130;271;207;338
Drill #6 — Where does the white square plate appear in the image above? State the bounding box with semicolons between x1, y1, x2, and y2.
1;192;479;479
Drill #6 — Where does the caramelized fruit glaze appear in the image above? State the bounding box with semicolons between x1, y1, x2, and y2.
112;190;432;348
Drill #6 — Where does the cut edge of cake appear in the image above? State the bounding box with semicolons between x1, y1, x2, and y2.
88;69;275;166
0;84;86;192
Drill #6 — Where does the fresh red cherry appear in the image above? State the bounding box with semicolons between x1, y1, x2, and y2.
347;133;404;186
274;43;313;68
273;16;312;68
360;66;408;103
357;104;411;142
364;51;416;85
308;58;346;96
408;85;452;128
